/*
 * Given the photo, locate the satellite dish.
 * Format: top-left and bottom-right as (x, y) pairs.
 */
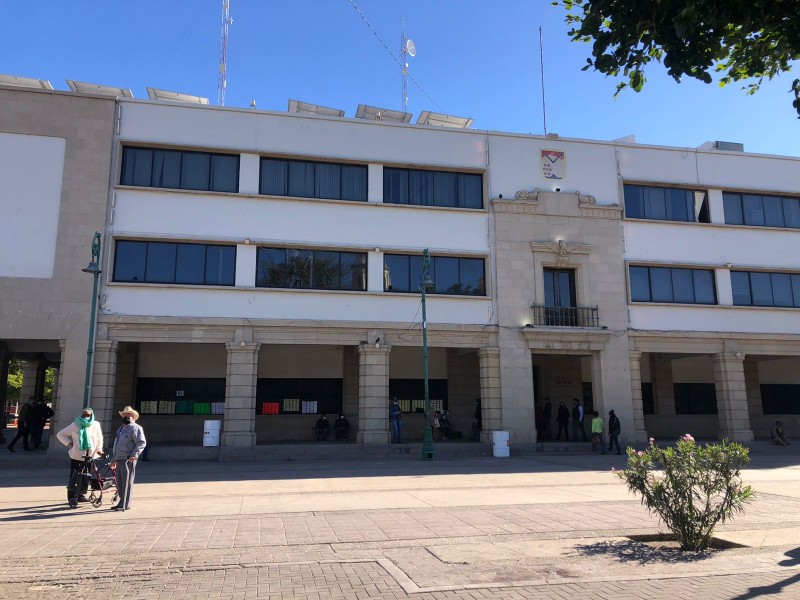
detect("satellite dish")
(406, 39), (416, 57)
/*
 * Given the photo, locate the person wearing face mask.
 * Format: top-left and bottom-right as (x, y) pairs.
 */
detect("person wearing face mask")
(56, 407), (104, 505)
(110, 406), (147, 512)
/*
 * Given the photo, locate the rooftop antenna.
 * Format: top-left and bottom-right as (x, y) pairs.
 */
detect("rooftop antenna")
(218, 0), (233, 106)
(400, 19), (416, 112)
(539, 26), (548, 135)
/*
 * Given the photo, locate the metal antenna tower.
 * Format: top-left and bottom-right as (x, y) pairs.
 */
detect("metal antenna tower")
(218, 0), (233, 106)
(400, 20), (416, 112)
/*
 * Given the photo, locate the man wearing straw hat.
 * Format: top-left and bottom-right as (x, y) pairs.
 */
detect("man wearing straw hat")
(110, 406), (147, 512)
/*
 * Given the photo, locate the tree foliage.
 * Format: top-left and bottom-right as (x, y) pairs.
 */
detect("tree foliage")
(557, 0), (800, 117)
(616, 435), (754, 551)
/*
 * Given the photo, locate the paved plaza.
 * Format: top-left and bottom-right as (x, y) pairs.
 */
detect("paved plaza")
(2, 447), (800, 599)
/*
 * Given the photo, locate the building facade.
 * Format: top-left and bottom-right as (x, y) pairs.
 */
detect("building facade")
(3, 83), (799, 456)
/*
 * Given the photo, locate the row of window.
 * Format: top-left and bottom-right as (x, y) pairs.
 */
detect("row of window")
(120, 147), (484, 208)
(624, 184), (800, 229)
(630, 266), (800, 308)
(641, 383), (800, 416)
(112, 241), (486, 296)
(110, 242), (800, 308)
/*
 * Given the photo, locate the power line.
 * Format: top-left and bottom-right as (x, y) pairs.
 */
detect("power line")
(346, 0), (446, 113)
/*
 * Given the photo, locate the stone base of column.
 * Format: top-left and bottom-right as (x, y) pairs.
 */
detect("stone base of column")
(719, 428), (754, 443)
(220, 431), (256, 461)
(358, 430), (390, 444)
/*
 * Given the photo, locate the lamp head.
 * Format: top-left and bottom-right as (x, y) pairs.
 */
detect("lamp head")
(82, 260), (102, 275)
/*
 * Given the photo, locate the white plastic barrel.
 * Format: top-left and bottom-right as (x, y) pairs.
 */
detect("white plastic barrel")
(203, 420), (222, 447)
(492, 431), (510, 457)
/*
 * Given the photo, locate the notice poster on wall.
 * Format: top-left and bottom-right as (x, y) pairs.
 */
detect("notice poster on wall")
(541, 149), (566, 180)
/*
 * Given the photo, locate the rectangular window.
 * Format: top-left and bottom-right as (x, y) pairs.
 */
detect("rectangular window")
(256, 378), (343, 415)
(384, 254), (485, 296)
(730, 270), (800, 308)
(120, 146), (239, 192)
(623, 184), (707, 223)
(674, 383), (718, 414)
(641, 383), (654, 415)
(384, 167), (484, 209)
(255, 248), (367, 291)
(723, 192), (800, 229)
(113, 240), (236, 286)
(761, 384), (800, 414)
(389, 379), (449, 413)
(258, 158), (367, 201)
(628, 266), (717, 304)
(136, 378), (226, 415)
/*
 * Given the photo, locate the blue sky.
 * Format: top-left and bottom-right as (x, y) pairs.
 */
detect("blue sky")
(4, 1), (798, 156)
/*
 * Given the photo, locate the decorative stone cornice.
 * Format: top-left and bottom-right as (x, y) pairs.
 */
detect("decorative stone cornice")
(516, 189), (542, 201)
(491, 197), (539, 215)
(522, 328), (611, 352)
(529, 240), (592, 267)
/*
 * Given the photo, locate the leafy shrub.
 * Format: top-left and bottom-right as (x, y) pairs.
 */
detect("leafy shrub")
(614, 434), (754, 551)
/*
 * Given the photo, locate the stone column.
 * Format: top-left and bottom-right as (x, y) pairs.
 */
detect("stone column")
(48, 341), (68, 449)
(0, 343), (8, 443)
(357, 343), (391, 444)
(652, 355), (675, 416)
(743, 359), (763, 425)
(221, 342), (260, 460)
(20, 360), (38, 404)
(629, 351), (649, 442)
(478, 347), (501, 442)
(91, 340), (119, 443)
(713, 352), (754, 442)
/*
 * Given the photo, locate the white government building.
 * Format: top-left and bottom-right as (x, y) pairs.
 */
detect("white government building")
(2, 77), (799, 458)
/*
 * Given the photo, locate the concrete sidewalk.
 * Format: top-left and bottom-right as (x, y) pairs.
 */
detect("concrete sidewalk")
(2, 453), (800, 598)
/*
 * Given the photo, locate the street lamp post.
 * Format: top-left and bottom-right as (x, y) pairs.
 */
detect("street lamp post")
(420, 249), (435, 460)
(81, 232), (102, 410)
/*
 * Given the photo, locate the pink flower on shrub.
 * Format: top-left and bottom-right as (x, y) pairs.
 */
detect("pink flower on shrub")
(682, 434), (695, 442)
(649, 437), (655, 445)
(637, 450), (644, 456)
(611, 467), (617, 474)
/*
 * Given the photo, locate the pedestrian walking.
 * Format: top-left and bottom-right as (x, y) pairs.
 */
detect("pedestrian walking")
(556, 401), (570, 441)
(31, 399), (54, 449)
(608, 409), (622, 455)
(56, 407), (104, 505)
(591, 411), (605, 454)
(110, 406), (147, 511)
(571, 398), (587, 442)
(7, 397), (34, 452)
(388, 397), (402, 444)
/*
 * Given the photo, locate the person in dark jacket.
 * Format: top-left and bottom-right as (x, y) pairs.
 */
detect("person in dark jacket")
(110, 406), (147, 511)
(315, 415), (330, 441)
(334, 414), (350, 440)
(608, 409), (622, 455)
(571, 399), (587, 442)
(31, 399), (55, 449)
(8, 397), (34, 452)
(556, 401), (570, 441)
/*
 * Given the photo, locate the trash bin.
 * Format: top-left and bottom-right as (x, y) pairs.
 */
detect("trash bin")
(492, 431), (510, 457)
(203, 420), (221, 447)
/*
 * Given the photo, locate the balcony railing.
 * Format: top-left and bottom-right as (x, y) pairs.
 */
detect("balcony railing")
(530, 305), (600, 328)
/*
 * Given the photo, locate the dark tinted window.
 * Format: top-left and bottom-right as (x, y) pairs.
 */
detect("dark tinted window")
(259, 158), (367, 201)
(114, 241), (147, 282)
(624, 184), (702, 222)
(384, 254), (485, 296)
(724, 192), (800, 229)
(113, 240), (235, 286)
(731, 271), (800, 308)
(384, 167), (483, 209)
(674, 383), (717, 414)
(762, 384), (800, 414)
(255, 248), (367, 291)
(120, 147), (238, 192)
(629, 266), (717, 305)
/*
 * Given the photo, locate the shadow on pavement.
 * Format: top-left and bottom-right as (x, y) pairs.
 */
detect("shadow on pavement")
(574, 538), (717, 565)
(728, 547), (800, 599)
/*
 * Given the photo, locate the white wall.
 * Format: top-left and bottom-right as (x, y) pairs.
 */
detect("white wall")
(0, 133), (65, 278)
(112, 190), (489, 254)
(624, 222), (800, 270)
(103, 285), (491, 324)
(630, 305), (800, 335)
